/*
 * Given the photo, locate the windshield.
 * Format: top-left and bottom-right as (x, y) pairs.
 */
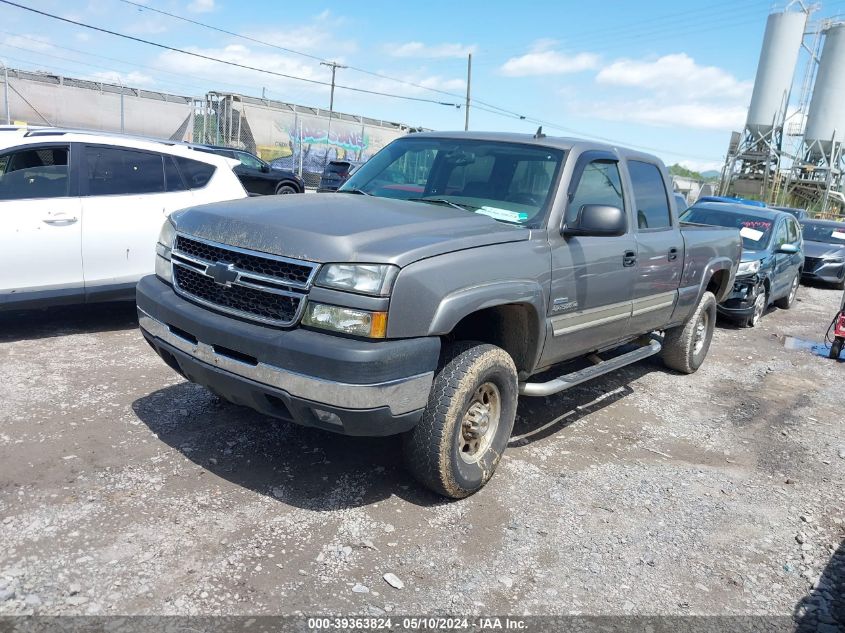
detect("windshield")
(801, 222), (845, 245)
(340, 137), (565, 226)
(681, 207), (774, 251)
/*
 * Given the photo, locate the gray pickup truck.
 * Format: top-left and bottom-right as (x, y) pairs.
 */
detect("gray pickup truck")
(136, 131), (741, 498)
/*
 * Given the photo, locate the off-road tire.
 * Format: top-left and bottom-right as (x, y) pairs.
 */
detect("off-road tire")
(775, 273), (799, 309)
(402, 342), (518, 499)
(275, 184), (297, 195)
(661, 291), (716, 374)
(831, 338), (843, 360)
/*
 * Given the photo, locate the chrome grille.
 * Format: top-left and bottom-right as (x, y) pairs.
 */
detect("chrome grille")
(171, 233), (318, 327)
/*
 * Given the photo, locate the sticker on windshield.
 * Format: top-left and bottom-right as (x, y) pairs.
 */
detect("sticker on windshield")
(831, 230), (845, 240)
(740, 226), (764, 241)
(475, 206), (529, 223)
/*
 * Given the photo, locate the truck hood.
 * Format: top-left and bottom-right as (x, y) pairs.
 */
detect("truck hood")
(803, 240), (845, 259)
(172, 193), (529, 267)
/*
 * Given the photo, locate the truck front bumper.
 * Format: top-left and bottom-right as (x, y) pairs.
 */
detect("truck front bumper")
(136, 275), (439, 436)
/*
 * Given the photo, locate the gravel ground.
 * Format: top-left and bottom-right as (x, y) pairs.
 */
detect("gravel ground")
(0, 284), (842, 623)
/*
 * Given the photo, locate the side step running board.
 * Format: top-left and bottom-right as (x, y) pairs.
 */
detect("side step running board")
(519, 337), (662, 397)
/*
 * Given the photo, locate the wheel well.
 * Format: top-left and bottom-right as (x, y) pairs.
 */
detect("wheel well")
(445, 304), (540, 378)
(276, 180), (299, 192)
(706, 269), (731, 300)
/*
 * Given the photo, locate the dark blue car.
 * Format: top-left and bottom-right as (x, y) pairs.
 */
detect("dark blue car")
(681, 202), (804, 327)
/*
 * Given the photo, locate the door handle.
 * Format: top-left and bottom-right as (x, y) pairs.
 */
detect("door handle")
(42, 214), (78, 225)
(668, 247), (679, 261)
(623, 250), (637, 267)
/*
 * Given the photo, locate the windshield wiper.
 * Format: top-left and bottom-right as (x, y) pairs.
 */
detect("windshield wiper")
(337, 188), (372, 196)
(409, 197), (476, 212)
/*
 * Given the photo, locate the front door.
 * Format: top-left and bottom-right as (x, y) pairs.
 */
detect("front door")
(0, 143), (83, 301)
(540, 153), (637, 367)
(625, 159), (682, 336)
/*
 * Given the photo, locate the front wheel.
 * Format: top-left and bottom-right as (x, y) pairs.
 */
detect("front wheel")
(275, 184), (297, 195)
(402, 342), (518, 499)
(775, 274), (799, 309)
(743, 286), (768, 328)
(661, 291), (716, 374)
(831, 338), (843, 360)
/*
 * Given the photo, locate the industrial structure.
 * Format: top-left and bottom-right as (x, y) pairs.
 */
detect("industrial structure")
(720, 2), (845, 217)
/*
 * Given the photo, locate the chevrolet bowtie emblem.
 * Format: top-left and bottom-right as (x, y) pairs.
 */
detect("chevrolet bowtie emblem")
(207, 261), (238, 287)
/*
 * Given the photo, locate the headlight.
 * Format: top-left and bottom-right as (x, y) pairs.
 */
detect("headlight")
(302, 303), (388, 338)
(736, 260), (760, 276)
(823, 256), (845, 264)
(155, 219), (176, 283)
(316, 264), (398, 296)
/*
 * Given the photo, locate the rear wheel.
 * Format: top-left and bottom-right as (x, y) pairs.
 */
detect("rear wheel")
(402, 342), (518, 499)
(661, 291), (716, 374)
(831, 338), (843, 360)
(275, 183), (297, 195)
(775, 274), (799, 309)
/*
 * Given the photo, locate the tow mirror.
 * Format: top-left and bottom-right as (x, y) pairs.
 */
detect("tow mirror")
(777, 243), (799, 254)
(563, 204), (627, 237)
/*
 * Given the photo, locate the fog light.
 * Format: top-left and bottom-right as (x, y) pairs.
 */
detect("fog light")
(312, 408), (342, 426)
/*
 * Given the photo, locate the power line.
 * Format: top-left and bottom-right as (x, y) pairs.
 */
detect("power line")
(0, 0), (462, 107)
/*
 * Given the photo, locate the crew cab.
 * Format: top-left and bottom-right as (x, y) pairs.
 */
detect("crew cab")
(0, 129), (246, 310)
(137, 132), (741, 498)
(681, 202), (803, 327)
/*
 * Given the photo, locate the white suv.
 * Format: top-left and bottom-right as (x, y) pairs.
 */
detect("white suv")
(0, 129), (246, 310)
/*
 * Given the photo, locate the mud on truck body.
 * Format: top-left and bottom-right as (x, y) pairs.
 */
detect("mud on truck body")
(137, 131), (742, 498)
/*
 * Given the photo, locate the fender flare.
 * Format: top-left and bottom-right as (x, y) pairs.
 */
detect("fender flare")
(698, 257), (736, 303)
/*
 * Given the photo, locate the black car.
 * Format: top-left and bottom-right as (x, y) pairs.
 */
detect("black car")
(772, 205), (809, 220)
(193, 145), (304, 196)
(681, 202), (804, 327)
(317, 159), (365, 192)
(800, 219), (845, 289)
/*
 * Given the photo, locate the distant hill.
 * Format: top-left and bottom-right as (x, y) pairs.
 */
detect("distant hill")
(701, 170), (720, 181)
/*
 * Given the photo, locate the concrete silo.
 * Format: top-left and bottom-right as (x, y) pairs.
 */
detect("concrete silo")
(720, 7), (808, 200)
(786, 21), (845, 216)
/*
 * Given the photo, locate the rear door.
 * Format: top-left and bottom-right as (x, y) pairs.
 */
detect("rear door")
(625, 160), (683, 336)
(0, 142), (83, 299)
(80, 145), (194, 295)
(541, 152), (637, 365)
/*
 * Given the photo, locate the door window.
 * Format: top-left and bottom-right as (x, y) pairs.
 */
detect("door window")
(85, 146), (165, 196)
(787, 218), (799, 243)
(774, 222), (789, 249)
(0, 146), (70, 200)
(628, 160), (671, 230)
(236, 152), (264, 170)
(566, 160), (625, 225)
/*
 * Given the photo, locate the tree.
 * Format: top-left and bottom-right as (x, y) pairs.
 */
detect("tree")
(668, 163), (703, 180)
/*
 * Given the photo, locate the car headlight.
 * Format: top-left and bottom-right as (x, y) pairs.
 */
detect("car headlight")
(155, 219), (176, 283)
(302, 302), (388, 338)
(823, 256), (845, 264)
(315, 263), (398, 296)
(736, 260), (761, 276)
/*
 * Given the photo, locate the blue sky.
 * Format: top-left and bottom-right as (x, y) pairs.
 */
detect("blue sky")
(2, 0), (845, 171)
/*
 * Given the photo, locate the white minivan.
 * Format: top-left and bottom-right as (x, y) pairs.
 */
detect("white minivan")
(0, 129), (246, 310)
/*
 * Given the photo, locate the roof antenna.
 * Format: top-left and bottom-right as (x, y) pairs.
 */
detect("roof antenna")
(534, 126), (545, 139)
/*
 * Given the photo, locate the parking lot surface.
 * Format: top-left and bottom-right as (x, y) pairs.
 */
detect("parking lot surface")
(0, 285), (843, 620)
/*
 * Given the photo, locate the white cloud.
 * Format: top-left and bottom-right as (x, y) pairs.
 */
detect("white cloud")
(388, 42), (476, 59)
(248, 12), (357, 56)
(87, 71), (155, 87)
(1, 33), (52, 52)
(596, 53), (752, 100)
(187, 0), (215, 13)
(575, 99), (747, 131)
(499, 41), (599, 77)
(679, 159), (723, 173)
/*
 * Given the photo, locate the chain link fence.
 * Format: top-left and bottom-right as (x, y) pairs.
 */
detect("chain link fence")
(2, 68), (413, 188)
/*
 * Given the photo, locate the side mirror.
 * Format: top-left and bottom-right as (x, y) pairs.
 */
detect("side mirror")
(261, 164), (270, 173)
(777, 243), (799, 254)
(563, 204), (627, 237)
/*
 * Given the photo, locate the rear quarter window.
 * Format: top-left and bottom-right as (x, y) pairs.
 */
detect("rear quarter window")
(175, 157), (216, 189)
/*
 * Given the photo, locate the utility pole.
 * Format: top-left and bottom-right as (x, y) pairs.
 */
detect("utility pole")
(1, 60), (10, 125)
(320, 61), (347, 167)
(464, 53), (472, 131)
